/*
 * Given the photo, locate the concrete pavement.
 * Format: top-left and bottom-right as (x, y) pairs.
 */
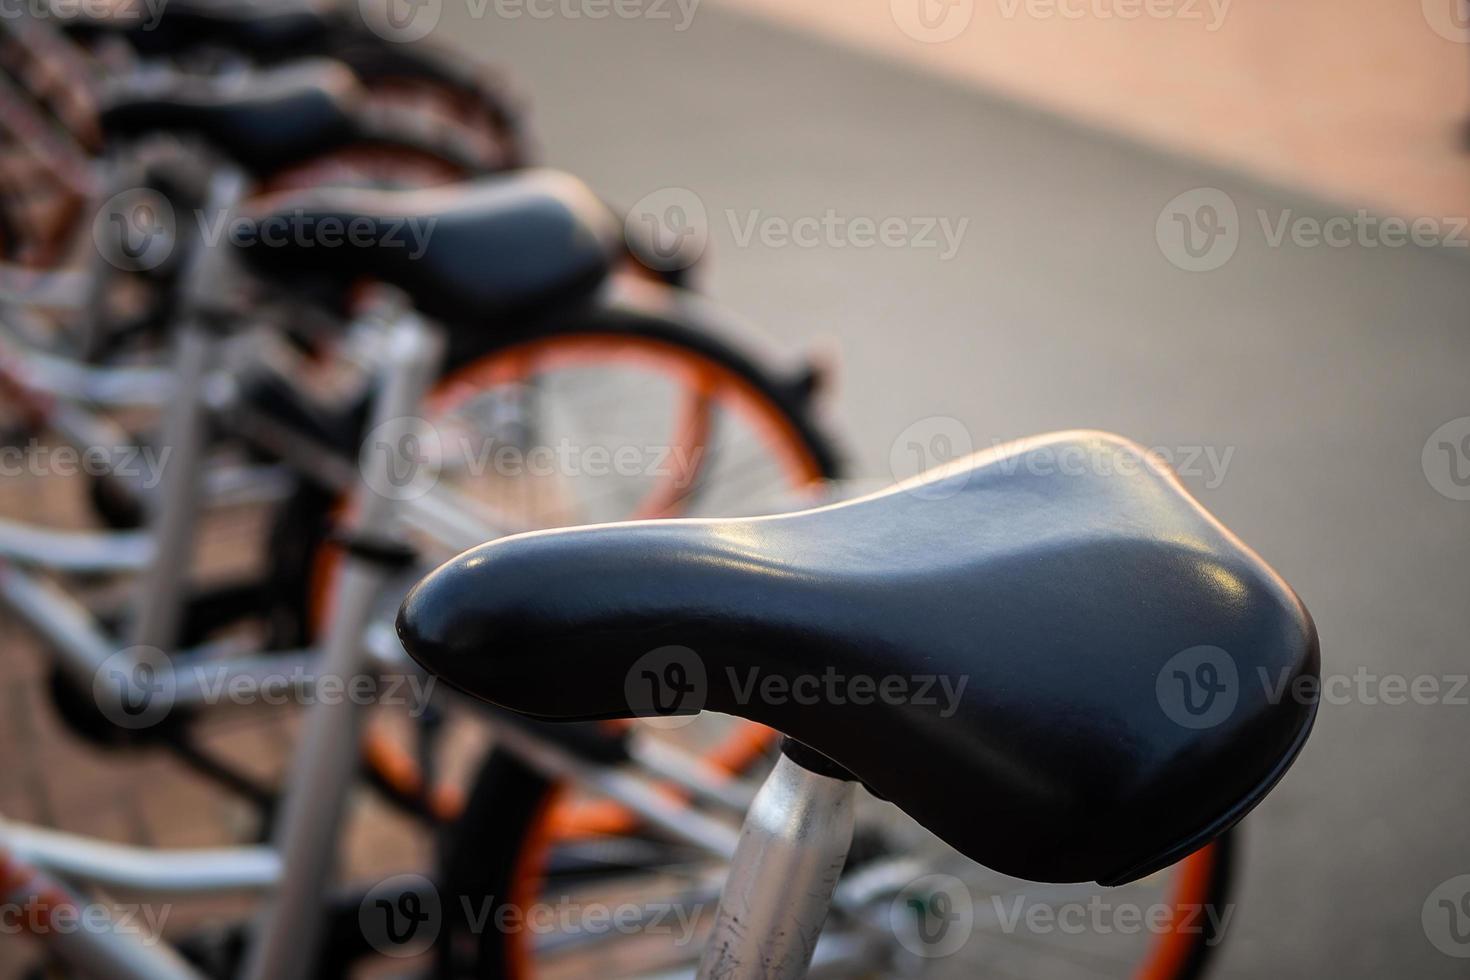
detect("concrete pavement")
(444, 6), (1470, 976)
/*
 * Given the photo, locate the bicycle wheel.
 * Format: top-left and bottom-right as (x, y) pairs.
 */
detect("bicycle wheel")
(268, 298), (841, 824)
(446, 750), (1236, 980)
(409, 310), (1235, 977)
(324, 32), (528, 173)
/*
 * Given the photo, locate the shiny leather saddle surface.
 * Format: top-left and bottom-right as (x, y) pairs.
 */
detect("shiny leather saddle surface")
(397, 431), (1319, 885)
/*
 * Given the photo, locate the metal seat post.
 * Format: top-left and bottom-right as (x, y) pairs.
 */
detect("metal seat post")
(125, 167), (246, 655)
(697, 747), (858, 980)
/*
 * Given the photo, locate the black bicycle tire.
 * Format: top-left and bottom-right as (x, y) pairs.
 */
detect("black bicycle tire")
(323, 31), (529, 169)
(435, 748), (557, 979)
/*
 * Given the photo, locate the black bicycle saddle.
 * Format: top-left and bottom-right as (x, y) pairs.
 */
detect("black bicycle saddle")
(397, 431), (1319, 885)
(231, 170), (621, 330)
(98, 59), (361, 176)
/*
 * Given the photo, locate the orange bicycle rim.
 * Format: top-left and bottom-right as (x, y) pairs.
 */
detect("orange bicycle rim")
(319, 331), (825, 830)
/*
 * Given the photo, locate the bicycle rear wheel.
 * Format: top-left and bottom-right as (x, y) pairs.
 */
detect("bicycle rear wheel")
(323, 33), (528, 172)
(414, 304), (1235, 976)
(279, 298), (841, 826)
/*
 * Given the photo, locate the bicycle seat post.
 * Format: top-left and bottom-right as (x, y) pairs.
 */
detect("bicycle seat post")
(696, 741), (858, 980)
(125, 166), (247, 656)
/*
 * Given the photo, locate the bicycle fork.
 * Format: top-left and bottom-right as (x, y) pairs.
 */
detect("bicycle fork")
(697, 748), (858, 980)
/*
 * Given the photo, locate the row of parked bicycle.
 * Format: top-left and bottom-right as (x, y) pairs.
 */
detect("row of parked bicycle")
(0, 3), (1318, 978)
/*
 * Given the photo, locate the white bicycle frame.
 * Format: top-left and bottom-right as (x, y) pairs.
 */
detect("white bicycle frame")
(0, 298), (452, 980)
(0, 164), (816, 980)
(0, 69), (887, 970)
(0, 290), (770, 980)
(0, 365), (877, 980)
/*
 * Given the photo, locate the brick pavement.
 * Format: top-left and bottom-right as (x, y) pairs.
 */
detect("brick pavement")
(0, 453), (450, 976)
